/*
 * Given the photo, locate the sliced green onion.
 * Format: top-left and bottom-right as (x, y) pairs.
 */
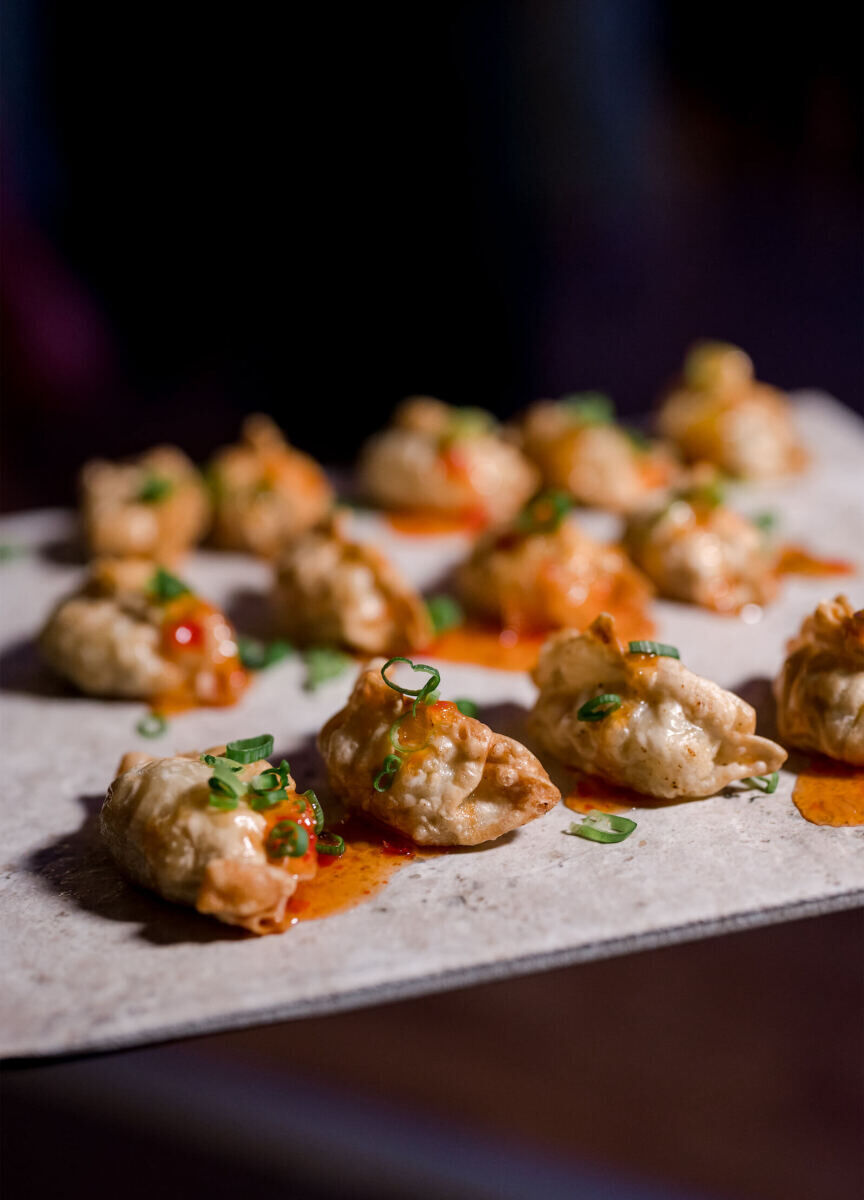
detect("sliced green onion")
(628, 641), (680, 659)
(454, 698), (478, 718)
(316, 831), (346, 856)
(373, 768), (396, 791)
(681, 480), (725, 509)
(276, 760), (292, 786)
(559, 391), (614, 425)
(388, 714), (429, 756)
(564, 810), (637, 844)
(137, 473), (174, 503)
(381, 658), (441, 703)
(624, 427), (651, 451)
(752, 511), (777, 533)
(248, 790), (287, 812)
(148, 567), (191, 602)
(302, 646), (352, 691)
(425, 594), (464, 636)
(237, 636), (294, 670)
(208, 793), (239, 811)
(250, 769), (282, 793)
(577, 693), (623, 722)
(267, 819), (309, 859)
(136, 713), (167, 738)
(208, 760), (248, 799)
(443, 407), (496, 442)
(381, 754), (402, 773)
(516, 490), (573, 535)
(742, 772), (780, 794)
(226, 734), (274, 764)
(304, 789), (324, 834)
(200, 754), (243, 771)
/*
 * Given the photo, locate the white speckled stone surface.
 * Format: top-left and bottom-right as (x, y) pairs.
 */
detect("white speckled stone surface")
(2, 393), (862, 1060)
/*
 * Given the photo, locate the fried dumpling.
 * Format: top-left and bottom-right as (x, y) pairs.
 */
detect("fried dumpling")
(457, 492), (653, 637)
(623, 484), (777, 613)
(774, 596), (864, 765)
(319, 659), (560, 844)
(39, 558), (247, 707)
(101, 745), (319, 934)
(208, 414), (333, 556)
(357, 396), (539, 526)
(80, 445), (210, 561)
(517, 394), (679, 512)
(274, 516), (432, 655)
(530, 614), (786, 798)
(657, 342), (806, 479)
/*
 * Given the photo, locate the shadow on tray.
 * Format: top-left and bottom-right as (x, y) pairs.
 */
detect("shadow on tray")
(0, 638), (73, 698)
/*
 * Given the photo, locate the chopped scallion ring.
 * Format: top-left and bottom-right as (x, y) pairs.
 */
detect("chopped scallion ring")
(628, 641), (680, 659)
(752, 511), (777, 533)
(248, 790), (286, 812)
(250, 770), (281, 793)
(137, 473), (174, 503)
(316, 831), (346, 856)
(389, 715), (429, 756)
(148, 567), (190, 602)
(303, 789), (324, 834)
(564, 810), (637, 844)
(373, 768), (396, 792)
(208, 760), (248, 799)
(576, 694), (623, 722)
(425, 594), (464, 636)
(237, 636), (294, 670)
(742, 772), (779, 794)
(208, 793), (240, 811)
(454, 698), (478, 718)
(381, 658), (441, 703)
(225, 734), (274, 764)
(516, 490), (573, 535)
(302, 646), (352, 691)
(136, 713), (168, 738)
(267, 820), (309, 859)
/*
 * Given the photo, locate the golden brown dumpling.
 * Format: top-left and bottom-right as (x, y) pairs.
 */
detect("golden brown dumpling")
(39, 558), (248, 708)
(357, 397), (539, 525)
(530, 614), (786, 798)
(273, 516), (432, 655)
(457, 494), (653, 638)
(518, 395), (679, 512)
(101, 745), (319, 934)
(319, 659), (560, 844)
(774, 596), (864, 765)
(80, 445), (210, 561)
(623, 486), (777, 613)
(208, 415), (333, 556)
(657, 342), (806, 479)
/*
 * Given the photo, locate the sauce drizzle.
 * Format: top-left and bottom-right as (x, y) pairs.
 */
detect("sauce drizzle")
(792, 758), (864, 826)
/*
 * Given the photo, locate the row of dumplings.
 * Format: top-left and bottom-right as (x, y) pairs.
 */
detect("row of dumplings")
(102, 597), (863, 934)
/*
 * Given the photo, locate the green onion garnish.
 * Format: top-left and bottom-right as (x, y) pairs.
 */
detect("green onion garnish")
(137, 473), (174, 503)
(577, 693), (623, 722)
(444, 407), (496, 441)
(628, 641), (680, 659)
(148, 567), (191, 602)
(681, 480), (725, 509)
(250, 769), (282, 793)
(515, 490), (573, 535)
(381, 658), (441, 708)
(267, 819), (309, 859)
(136, 713), (167, 738)
(752, 512), (777, 533)
(208, 793), (240, 811)
(208, 759), (248, 799)
(389, 715), (429, 755)
(316, 831), (346, 856)
(454, 698), (478, 718)
(564, 810), (637, 844)
(302, 646), (352, 691)
(624, 427), (651, 451)
(374, 767), (397, 791)
(425, 594), (464, 636)
(225, 734), (274, 764)
(374, 658), (443, 791)
(248, 790), (287, 812)
(237, 636), (294, 671)
(742, 772), (780, 794)
(559, 391), (614, 426)
(304, 789), (324, 834)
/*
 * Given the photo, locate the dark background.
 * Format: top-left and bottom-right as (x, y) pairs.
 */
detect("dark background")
(2, 1), (862, 510)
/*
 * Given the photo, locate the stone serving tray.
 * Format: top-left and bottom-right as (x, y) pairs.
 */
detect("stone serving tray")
(2, 393), (862, 1061)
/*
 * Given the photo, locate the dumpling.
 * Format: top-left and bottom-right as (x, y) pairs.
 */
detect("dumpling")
(274, 516), (432, 655)
(623, 484), (777, 612)
(80, 445), (210, 560)
(39, 558), (247, 708)
(657, 342), (806, 479)
(774, 596), (864, 764)
(208, 414), (333, 556)
(517, 394), (679, 512)
(101, 743), (319, 934)
(319, 658), (560, 844)
(457, 493), (653, 636)
(357, 396), (539, 525)
(530, 613), (786, 798)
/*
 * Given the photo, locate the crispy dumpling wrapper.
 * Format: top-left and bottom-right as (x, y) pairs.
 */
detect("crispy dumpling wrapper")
(101, 748), (316, 934)
(530, 614), (786, 798)
(357, 397), (539, 525)
(80, 445), (210, 561)
(773, 595), (864, 765)
(319, 661), (560, 844)
(208, 414), (333, 556)
(274, 516), (432, 655)
(657, 342), (806, 479)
